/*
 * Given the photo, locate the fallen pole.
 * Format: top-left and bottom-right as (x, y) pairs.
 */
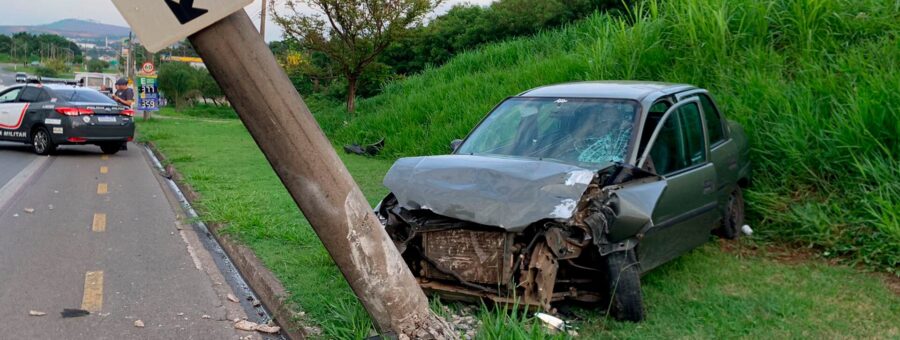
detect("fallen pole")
(188, 11), (454, 339)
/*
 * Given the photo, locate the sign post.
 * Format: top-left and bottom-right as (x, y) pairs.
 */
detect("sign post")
(137, 62), (159, 120)
(112, 1), (455, 338)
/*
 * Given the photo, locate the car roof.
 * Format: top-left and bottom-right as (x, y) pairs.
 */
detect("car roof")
(517, 81), (696, 101)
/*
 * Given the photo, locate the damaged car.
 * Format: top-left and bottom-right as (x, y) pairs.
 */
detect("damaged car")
(376, 81), (751, 321)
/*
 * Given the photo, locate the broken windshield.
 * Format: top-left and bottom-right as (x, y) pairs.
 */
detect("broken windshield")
(457, 97), (639, 168)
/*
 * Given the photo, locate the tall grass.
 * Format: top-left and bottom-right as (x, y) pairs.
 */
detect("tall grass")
(315, 0), (900, 271)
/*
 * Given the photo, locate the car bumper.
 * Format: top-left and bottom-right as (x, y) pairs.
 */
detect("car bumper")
(49, 117), (135, 144)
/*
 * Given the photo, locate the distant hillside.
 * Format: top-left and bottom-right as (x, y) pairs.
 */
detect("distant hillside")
(0, 19), (129, 39)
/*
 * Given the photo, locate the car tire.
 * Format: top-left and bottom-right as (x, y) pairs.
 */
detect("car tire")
(716, 187), (745, 240)
(100, 143), (123, 155)
(605, 248), (644, 322)
(32, 127), (56, 155)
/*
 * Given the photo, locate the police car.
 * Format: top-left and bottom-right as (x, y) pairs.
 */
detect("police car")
(0, 82), (135, 155)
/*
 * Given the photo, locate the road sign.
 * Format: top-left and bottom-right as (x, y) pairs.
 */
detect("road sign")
(136, 75), (160, 112)
(141, 62), (155, 74)
(112, 0), (253, 53)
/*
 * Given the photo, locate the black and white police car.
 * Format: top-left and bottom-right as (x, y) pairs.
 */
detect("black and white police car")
(0, 82), (135, 155)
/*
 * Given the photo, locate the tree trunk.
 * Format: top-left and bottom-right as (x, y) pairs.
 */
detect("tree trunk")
(347, 75), (358, 113)
(189, 12), (455, 339)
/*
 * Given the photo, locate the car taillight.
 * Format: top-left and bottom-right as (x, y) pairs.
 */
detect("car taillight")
(56, 107), (94, 116)
(121, 109), (135, 117)
(67, 137), (87, 143)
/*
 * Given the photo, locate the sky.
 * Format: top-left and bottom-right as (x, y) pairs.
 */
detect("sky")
(0, 0), (496, 42)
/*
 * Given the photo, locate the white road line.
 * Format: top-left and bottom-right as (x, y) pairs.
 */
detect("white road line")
(0, 156), (51, 211)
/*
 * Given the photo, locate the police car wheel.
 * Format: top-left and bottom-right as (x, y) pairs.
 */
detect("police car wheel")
(32, 128), (56, 155)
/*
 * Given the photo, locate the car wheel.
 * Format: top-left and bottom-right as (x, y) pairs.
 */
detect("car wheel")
(605, 248), (644, 322)
(32, 127), (56, 155)
(100, 143), (123, 155)
(716, 187), (745, 240)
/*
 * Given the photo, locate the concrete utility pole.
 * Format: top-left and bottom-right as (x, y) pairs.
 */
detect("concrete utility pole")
(188, 11), (455, 339)
(259, 0), (268, 38)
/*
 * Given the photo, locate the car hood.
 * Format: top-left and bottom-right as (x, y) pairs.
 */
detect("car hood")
(383, 155), (603, 232)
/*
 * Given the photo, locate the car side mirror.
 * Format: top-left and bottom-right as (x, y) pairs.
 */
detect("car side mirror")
(449, 139), (463, 153)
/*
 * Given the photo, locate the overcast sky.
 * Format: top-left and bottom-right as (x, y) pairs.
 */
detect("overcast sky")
(0, 0), (495, 42)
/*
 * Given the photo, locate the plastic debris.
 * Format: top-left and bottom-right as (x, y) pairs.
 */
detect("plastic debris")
(741, 224), (753, 236)
(61, 309), (90, 318)
(343, 138), (385, 156)
(29, 310), (47, 316)
(226, 293), (240, 303)
(535, 312), (565, 332)
(134, 320), (145, 328)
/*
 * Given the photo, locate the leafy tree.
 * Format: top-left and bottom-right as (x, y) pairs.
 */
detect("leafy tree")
(87, 59), (110, 73)
(272, 0), (443, 113)
(158, 62), (199, 110)
(195, 69), (223, 105)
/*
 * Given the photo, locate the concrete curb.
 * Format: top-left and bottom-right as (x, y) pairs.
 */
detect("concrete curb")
(145, 142), (307, 340)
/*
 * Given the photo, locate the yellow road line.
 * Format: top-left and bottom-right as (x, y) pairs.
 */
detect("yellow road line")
(100, 166), (108, 174)
(92, 213), (106, 232)
(81, 271), (104, 312)
(101, 155), (109, 161)
(97, 183), (108, 195)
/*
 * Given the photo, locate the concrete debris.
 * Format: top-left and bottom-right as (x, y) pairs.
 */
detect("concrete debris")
(134, 320), (145, 328)
(176, 312), (184, 316)
(226, 293), (240, 303)
(29, 310), (47, 316)
(535, 313), (565, 332)
(256, 324), (281, 334)
(48, 204), (54, 210)
(233, 319), (281, 334)
(303, 326), (322, 336)
(23, 208), (34, 214)
(202, 314), (211, 319)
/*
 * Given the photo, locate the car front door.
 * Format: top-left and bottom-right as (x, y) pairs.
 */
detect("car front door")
(0, 87), (28, 141)
(635, 98), (719, 272)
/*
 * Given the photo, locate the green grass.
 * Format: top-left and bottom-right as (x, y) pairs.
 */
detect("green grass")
(312, 0), (900, 272)
(138, 115), (900, 338)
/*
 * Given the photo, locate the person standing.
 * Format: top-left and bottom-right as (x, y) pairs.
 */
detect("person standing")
(112, 78), (135, 107)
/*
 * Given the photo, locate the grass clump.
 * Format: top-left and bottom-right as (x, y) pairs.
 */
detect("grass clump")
(316, 0), (900, 271)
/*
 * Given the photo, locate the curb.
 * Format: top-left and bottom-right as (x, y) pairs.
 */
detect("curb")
(145, 142), (307, 340)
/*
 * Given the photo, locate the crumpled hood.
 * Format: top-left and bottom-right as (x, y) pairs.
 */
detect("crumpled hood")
(383, 155), (601, 232)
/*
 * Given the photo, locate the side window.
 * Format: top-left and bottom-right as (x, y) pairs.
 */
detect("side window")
(648, 102), (707, 175)
(697, 94), (725, 144)
(19, 87), (45, 103)
(0, 88), (21, 103)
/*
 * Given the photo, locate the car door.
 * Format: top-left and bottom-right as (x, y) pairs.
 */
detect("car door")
(677, 91), (738, 208)
(10, 86), (49, 142)
(0, 87), (28, 141)
(635, 98), (719, 272)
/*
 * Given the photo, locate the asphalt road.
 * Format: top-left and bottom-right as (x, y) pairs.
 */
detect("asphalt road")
(0, 63), (20, 89)
(0, 142), (259, 339)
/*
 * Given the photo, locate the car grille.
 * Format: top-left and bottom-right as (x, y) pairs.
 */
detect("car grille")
(421, 229), (514, 285)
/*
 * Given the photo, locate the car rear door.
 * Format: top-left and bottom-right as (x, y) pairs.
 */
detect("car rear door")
(635, 98), (719, 272)
(676, 90), (739, 206)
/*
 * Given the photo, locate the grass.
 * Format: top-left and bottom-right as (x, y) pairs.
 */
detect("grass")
(311, 0), (900, 272)
(138, 114), (900, 338)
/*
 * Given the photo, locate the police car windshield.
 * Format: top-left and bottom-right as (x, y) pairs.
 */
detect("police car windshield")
(53, 89), (116, 105)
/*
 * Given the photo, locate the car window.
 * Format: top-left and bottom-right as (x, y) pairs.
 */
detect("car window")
(51, 89), (117, 104)
(697, 94), (725, 145)
(19, 86), (45, 103)
(0, 88), (21, 103)
(457, 97), (639, 168)
(648, 102), (706, 175)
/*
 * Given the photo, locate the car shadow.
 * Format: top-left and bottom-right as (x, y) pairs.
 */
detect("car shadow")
(0, 142), (112, 158)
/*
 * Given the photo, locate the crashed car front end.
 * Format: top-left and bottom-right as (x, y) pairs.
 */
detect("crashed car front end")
(377, 155), (666, 310)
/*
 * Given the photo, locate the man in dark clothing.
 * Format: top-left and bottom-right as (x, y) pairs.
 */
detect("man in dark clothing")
(112, 78), (135, 107)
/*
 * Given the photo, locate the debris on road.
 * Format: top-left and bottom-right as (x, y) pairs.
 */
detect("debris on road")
(134, 320), (145, 328)
(23, 208), (35, 214)
(202, 314), (211, 319)
(233, 319), (281, 334)
(61, 309), (90, 318)
(343, 138), (385, 156)
(742, 224), (754, 236)
(48, 204), (54, 210)
(535, 312), (565, 332)
(28, 310), (47, 316)
(226, 293), (240, 303)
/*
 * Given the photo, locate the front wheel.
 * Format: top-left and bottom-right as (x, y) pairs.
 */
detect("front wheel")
(32, 127), (56, 155)
(100, 143), (123, 155)
(605, 248), (644, 322)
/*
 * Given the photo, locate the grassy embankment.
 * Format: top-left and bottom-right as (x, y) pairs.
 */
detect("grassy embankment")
(140, 0), (900, 337)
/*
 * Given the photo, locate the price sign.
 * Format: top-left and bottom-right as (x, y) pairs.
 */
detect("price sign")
(137, 75), (160, 111)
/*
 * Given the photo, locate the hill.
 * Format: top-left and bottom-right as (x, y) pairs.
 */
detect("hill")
(0, 19), (129, 39)
(315, 0), (900, 271)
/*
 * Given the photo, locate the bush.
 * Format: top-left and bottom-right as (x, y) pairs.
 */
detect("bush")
(316, 0), (900, 271)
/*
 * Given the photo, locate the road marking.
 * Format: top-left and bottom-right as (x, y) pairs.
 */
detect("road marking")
(92, 213), (107, 232)
(0, 156), (51, 209)
(100, 166), (109, 174)
(101, 155), (109, 161)
(97, 183), (108, 195)
(81, 271), (104, 312)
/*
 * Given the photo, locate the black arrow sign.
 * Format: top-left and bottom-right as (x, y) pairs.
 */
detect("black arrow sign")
(164, 0), (209, 25)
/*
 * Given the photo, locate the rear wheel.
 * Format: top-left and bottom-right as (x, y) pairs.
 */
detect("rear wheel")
(100, 143), (123, 155)
(32, 127), (56, 155)
(605, 248), (644, 322)
(716, 187), (745, 240)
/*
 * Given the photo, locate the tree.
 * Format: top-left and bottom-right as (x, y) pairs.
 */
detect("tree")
(272, 0), (443, 113)
(158, 62), (199, 110)
(87, 59), (110, 73)
(195, 69), (223, 105)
